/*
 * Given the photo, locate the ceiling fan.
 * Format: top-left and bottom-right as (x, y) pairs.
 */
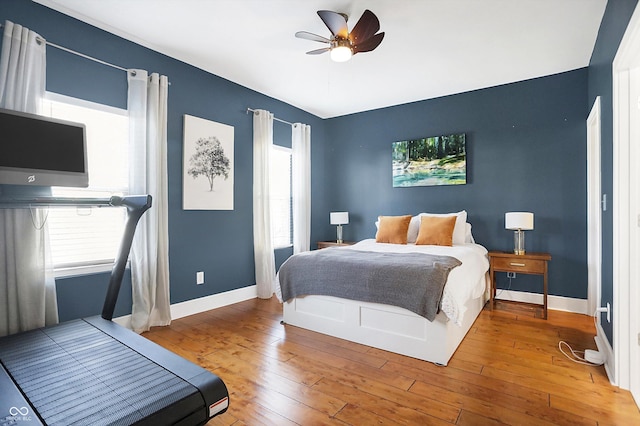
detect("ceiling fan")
(295, 9), (385, 62)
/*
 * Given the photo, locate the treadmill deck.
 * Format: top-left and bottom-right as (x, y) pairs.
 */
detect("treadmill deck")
(0, 319), (207, 425)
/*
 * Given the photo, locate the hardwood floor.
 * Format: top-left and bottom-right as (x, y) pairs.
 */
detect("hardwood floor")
(143, 298), (640, 425)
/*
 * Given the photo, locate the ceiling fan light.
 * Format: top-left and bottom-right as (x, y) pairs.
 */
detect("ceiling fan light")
(331, 45), (352, 62)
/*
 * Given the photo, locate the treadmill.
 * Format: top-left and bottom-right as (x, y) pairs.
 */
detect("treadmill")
(0, 195), (229, 425)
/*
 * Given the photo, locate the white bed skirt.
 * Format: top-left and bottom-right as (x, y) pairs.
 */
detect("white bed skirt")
(283, 292), (486, 365)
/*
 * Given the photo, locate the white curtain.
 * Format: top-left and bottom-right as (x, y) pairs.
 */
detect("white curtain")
(292, 123), (311, 254)
(253, 109), (276, 299)
(127, 69), (171, 333)
(0, 21), (58, 337)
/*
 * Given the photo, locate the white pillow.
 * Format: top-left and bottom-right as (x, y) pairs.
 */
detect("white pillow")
(407, 211), (467, 245)
(465, 222), (475, 243)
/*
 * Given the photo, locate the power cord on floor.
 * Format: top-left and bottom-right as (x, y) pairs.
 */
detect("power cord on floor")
(557, 310), (605, 366)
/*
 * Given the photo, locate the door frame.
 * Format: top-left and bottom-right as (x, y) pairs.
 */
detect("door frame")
(612, 2), (640, 406)
(586, 96), (602, 317)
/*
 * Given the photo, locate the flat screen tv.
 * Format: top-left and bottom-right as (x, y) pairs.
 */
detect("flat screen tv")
(0, 107), (88, 187)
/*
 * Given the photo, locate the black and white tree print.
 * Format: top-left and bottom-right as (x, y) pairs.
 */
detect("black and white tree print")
(187, 136), (230, 191)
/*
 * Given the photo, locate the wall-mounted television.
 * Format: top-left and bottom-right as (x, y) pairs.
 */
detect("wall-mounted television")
(0, 107), (88, 187)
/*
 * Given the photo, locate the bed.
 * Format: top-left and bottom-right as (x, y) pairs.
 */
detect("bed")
(276, 211), (490, 365)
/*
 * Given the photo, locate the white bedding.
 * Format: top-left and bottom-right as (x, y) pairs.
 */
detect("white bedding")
(276, 239), (489, 325)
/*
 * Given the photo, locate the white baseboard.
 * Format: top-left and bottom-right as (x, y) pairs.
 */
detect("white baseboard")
(170, 285), (258, 319)
(113, 285), (258, 328)
(595, 321), (616, 385)
(496, 290), (588, 314)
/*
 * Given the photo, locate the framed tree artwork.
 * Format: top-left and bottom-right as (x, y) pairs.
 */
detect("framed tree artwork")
(183, 114), (234, 210)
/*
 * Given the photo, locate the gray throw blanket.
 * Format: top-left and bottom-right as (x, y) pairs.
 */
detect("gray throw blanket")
(278, 248), (461, 321)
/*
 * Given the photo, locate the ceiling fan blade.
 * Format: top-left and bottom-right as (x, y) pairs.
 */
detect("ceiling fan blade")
(353, 32), (385, 54)
(295, 31), (331, 44)
(317, 10), (349, 39)
(306, 47), (330, 55)
(349, 9), (380, 44)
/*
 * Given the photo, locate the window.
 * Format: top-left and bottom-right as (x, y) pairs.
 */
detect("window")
(42, 93), (129, 276)
(270, 145), (292, 248)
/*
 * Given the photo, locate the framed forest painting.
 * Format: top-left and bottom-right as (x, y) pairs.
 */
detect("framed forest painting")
(183, 114), (234, 210)
(392, 133), (466, 187)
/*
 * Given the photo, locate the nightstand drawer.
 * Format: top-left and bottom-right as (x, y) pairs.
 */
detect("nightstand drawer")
(491, 257), (546, 274)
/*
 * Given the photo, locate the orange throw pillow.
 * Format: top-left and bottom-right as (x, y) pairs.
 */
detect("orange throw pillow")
(375, 215), (412, 244)
(416, 215), (456, 246)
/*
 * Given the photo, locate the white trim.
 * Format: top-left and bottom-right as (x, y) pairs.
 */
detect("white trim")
(113, 285), (258, 328)
(586, 96), (602, 315)
(596, 321), (616, 385)
(54, 262), (115, 278)
(495, 290), (588, 315)
(613, 63), (632, 391)
(45, 91), (127, 116)
(628, 65), (640, 408)
(612, 2), (640, 401)
(171, 285), (258, 319)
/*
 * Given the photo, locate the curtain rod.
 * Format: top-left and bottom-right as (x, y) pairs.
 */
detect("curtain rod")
(1, 23), (170, 84)
(0, 22), (127, 72)
(48, 40), (129, 72)
(246, 107), (293, 127)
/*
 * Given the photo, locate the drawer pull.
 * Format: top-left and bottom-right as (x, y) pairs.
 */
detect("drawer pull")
(510, 262), (526, 267)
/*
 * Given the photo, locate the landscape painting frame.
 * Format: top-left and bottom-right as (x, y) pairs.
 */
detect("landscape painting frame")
(392, 133), (466, 187)
(183, 114), (234, 210)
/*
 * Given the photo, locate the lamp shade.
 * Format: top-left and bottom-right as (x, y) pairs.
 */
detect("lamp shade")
(505, 212), (534, 230)
(330, 211), (349, 225)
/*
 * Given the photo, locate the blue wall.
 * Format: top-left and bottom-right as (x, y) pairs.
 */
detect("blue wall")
(588, 0), (638, 344)
(0, 0), (326, 320)
(323, 70), (589, 299)
(2, 0), (636, 326)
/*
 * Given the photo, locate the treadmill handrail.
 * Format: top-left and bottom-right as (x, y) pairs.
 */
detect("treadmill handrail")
(0, 194), (152, 321)
(102, 195), (152, 320)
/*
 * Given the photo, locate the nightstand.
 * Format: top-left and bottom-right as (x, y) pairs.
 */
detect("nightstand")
(488, 251), (552, 319)
(316, 241), (354, 249)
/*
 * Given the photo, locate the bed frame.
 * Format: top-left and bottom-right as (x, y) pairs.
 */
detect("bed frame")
(283, 290), (486, 365)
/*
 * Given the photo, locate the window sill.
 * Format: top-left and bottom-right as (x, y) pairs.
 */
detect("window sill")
(54, 261), (128, 279)
(274, 244), (293, 250)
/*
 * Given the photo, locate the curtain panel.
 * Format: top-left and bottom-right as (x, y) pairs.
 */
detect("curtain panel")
(292, 123), (311, 254)
(252, 109), (276, 299)
(127, 69), (171, 333)
(0, 20), (58, 337)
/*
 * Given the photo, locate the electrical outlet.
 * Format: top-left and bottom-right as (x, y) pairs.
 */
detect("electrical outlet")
(196, 271), (204, 285)
(507, 272), (516, 279)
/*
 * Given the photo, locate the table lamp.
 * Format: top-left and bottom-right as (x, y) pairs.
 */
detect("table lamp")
(330, 212), (349, 243)
(505, 212), (534, 255)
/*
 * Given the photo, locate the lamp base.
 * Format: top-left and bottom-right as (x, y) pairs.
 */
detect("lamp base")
(336, 224), (343, 244)
(513, 229), (525, 255)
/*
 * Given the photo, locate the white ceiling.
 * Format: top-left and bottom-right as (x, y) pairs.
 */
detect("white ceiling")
(35, 0), (607, 119)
